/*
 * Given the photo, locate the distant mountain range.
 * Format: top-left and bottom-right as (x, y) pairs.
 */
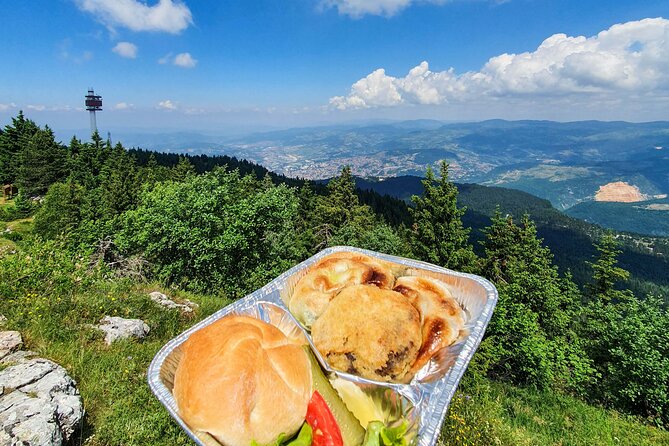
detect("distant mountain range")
(105, 119), (669, 236)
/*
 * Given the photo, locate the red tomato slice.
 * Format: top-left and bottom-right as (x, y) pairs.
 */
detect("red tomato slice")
(305, 391), (344, 446)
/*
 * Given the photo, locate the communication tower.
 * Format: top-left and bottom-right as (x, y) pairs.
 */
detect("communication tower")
(85, 88), (102, 134)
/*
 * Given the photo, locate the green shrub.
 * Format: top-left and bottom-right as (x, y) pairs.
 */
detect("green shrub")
(116, 168), (305, 296)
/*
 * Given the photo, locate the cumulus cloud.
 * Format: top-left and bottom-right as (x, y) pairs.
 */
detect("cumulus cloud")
(330, 18), (669, 109)
(158, 52), (197, 68)
(0, 103), (17, 112)
(112, 41), (138, 58)
(321, 0), (447, 18)
(75, 0), (193, 34)
(113, 102), (134, 110)
(157, 100), (177, 110)
(173, 52), (197, 68)
(26, 105), (46, 112)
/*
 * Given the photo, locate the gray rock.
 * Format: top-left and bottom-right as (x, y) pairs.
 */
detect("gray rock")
(0, 356), (83, 446)
(149, 291), (196, 313)
(0, 332), (22, 361)
(97, 316), (150, 345)
(0, 351), (38, 367)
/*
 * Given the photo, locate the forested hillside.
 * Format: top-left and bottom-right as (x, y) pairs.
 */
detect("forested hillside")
(1, 112), (668, 445)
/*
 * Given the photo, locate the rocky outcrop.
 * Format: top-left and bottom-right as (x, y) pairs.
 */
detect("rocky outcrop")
(97, 316), (150, 345)
(149, 291), (197, 313)
(0, 331), (83, 446)
(0, 332), (21, 360)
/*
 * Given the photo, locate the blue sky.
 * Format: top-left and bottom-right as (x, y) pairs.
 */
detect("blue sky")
(1, 0), (668, 134)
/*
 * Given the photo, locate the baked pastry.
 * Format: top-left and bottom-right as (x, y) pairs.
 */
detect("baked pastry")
(173, 316), (312, 446)
(393, 276), (465, 374)
(289, 253), (395, 327)
(312, 284), (422, 382)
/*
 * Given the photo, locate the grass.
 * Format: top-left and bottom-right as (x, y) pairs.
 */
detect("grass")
(1, 239), (668, 446)
(439, 377), (669, 446)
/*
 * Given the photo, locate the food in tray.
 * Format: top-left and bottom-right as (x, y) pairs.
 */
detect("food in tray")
(312, 285), (422, 382)
(290, 252), (466, 383)
(173, 316), (312, 446)
(393, 277), (465, 375)
(173, 314), (414, 446)
(289, 252), (396, 327)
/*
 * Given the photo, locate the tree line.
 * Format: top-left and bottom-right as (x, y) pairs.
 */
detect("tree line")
(1, 112), (667, 427)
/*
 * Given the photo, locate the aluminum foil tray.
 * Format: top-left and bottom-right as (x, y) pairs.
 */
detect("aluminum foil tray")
(148, 246), (498, 446)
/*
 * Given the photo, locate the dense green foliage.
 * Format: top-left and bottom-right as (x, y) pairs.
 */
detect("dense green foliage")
(476, 212), (594, 393)
(566, 198), (669, 237)
(410, 162), (476, 272)
(1, 111), (668, 442)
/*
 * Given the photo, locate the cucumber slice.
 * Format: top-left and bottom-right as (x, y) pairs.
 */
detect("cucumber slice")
(304, 346), (366, 446)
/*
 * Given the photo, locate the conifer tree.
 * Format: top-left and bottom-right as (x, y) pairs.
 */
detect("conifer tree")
(16, 126), (69, 196)
(586, 232), (631, 303)
(98, 143), (140, 220)
(410, 161), (476, 271)
(477, 210), (593, 390)
(171, 156), (196, 181)
(0, 111), (39, 185)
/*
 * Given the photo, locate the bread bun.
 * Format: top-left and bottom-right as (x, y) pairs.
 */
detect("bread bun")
(393, 276), (465, 374)
(173, 316), (312, 446)
(290, 253), (395, 327)
(312, 284), (422, 382)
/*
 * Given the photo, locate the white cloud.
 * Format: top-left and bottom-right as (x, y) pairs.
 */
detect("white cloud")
(321, 0), (447, 17)
(157, 100), (177, 110)
(113, 102), (135, 110)
(75, 0), (193, 34)
(26, 105), (46, 112)
(158, 51), (197, 68)
(0, 103), (17, 112)
(112, 41), (138, 58)
(173, 52), (197, 68)
(158, 52), (172, 64)
(331, 18), (669, 109)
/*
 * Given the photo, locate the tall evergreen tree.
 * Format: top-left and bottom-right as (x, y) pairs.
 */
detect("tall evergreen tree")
(410, 161), (476, 271)
(98, 143), (140, 220)
(171, 156), (196, 181)
(16, 126), (69, 196)
(0, 111), (39, 185)
(586, 232), (632, 303)
(477, 211), (593, 391)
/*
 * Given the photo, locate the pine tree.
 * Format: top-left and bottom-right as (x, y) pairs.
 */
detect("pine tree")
(98, 143), (140, 220)
(171, 156), (196, 181)
(586, 232), (631, 303)
(477, 210), (593, 390)
(16, 126), (69, 196)
(410, 161), (476, 271)
(0, 111), (39, 185)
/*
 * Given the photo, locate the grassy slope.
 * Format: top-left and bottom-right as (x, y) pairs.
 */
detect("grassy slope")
(1, 217), (667, 445)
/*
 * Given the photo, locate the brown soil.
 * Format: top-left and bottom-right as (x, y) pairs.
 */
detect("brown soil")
(594, 182), (647, 203)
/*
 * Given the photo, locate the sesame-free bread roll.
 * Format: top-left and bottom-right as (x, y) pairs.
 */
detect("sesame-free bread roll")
(173, 316), (312, 446)
(393, 276), (465, 374)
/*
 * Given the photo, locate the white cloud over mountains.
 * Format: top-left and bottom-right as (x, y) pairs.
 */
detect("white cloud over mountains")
(321, 0), (446, 18)
(75, 0), (193, 34)
(330, 18), (669, 110)
(112, 41), (138, 58)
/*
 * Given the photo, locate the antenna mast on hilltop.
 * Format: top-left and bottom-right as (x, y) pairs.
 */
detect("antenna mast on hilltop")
(85, 88), (102, 135)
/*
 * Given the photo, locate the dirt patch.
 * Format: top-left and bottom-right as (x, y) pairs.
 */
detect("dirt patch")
(595, 182), (647, 203)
